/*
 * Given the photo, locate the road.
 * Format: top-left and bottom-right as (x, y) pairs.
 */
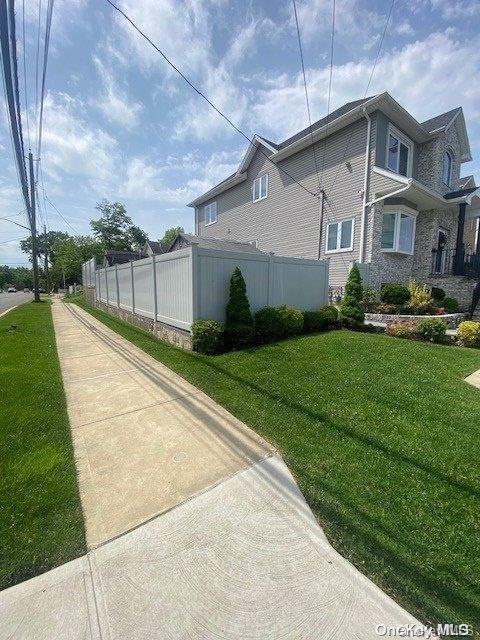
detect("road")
(0, 291), (33, 314)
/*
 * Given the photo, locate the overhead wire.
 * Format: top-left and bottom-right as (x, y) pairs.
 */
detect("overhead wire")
(21, 0), (30, 149)
(36, 0), (54, 176)
(104, 0), (318, 201)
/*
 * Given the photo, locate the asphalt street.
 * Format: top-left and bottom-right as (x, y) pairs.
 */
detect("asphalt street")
(0, 292), (33, 314)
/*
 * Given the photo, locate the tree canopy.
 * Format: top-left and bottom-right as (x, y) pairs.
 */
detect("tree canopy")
(158, 226), (184, 249)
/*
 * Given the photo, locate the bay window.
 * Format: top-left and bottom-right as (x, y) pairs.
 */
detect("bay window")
(326, 217), (354, 253)
(386, 125), (413, 177)
(380, 207), (416, 254)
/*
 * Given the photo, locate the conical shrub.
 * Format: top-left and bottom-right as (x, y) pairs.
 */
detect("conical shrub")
(224, 267), (254, 348)
(340, 263), (365, 328)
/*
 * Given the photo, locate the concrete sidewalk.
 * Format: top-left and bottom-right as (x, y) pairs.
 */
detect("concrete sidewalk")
(0, 300), (424, 639)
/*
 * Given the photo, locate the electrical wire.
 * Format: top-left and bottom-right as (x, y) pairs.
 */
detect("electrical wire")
(22, 0), (30, 150)
(42, 191), (77, 233)
(318, 0), (335, 192)
(104, 0), (318, 201)
(36, 0), (54, 174)
(34, 0), (42, 153)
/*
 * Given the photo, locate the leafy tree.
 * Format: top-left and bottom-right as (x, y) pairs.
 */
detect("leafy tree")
(224, 267), (254, 348)
(50, 237), (83, 287)
(20, 230), (69, 263)
(127, 225), (148, 252)
(91, 200), (133, 250)
(340, 263), (364, 328)
(0, 265), (33, 290)
(158, 226), (184, 249)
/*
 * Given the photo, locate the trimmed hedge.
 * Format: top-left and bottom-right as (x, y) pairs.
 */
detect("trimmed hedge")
(255, 305), (303, 343)
(430, 287), (446, 302)
(415, 318), (446, 343)
(443, 296), (460, 313)
(457, 321), (480, 348)
(380, 283), (411, 305)
(191, 320), (223, 354)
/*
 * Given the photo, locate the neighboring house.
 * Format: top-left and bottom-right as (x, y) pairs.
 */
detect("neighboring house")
(103, 250), (141, 267)
(168, 232), (264, 254)
(188, 92), (480, 308)
(142, 239), (167, 257)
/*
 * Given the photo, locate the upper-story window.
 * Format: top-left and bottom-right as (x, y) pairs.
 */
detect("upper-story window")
(204, 201), (217, 225)
(326, 217), (354, 254)
(443, 150), (453, 186)
(386, 125), (413, 177)
(252, 174), (268, 202)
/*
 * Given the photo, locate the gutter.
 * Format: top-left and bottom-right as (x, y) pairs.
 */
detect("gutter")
(359, 107), (371, 263)
(365, 180), (412, 207)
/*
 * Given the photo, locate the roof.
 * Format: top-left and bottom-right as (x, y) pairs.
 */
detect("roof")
(187, 92), (472, 207)
(145, 240), (166, 254)
(278, 97), (374, 149)
(444, 186), (478, 200)
(171, 233), (265, 254)
(104, 250), (141, 266)
(420, 107), (460, 132)
(458, 175), (475, 189)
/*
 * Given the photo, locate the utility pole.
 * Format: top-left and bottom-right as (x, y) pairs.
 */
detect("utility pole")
(28, 151), (40, 302)
(43, 223), (50, 294)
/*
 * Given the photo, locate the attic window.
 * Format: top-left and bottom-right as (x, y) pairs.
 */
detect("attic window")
(253, 174), (268, 202)
(443, 150), (453, 186)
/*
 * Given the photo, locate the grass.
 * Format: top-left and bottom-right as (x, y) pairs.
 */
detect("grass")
(71, 295), (480, 633)
(0, 301), (85, 590)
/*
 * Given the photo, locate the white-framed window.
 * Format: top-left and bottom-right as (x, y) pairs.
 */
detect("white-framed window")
(325, 217), (354, 254)
(386, 125), (413, 177)
(252, 173), (268, 202)
(443, 150), (453, 186)
(380, 206), (417, 254)
(204, 201), (217, 225)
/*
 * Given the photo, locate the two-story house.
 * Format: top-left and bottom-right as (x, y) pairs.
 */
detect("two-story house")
(187, 92), (480, 308)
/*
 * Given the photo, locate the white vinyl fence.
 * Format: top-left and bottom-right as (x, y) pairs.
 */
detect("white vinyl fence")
(87, 245), (329, 331)
(81, 257), (96, 287)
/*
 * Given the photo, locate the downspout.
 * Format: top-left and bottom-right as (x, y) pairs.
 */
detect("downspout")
(317, 189), (325, 259)
(365, 181), (412, 208)
(359, 107), (371, 263)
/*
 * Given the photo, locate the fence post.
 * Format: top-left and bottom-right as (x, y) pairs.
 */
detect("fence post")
(152, 255), (158, 331)
(130, 260), (135, 314)
(115, 264), (120, 308)
(324, 258), (330, 306)
(191, 242), (199, 325)
(267, 252), (275, 306)
(105, 267), (109, 306)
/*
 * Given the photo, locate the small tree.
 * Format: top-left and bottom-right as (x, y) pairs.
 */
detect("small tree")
(340, 263), (364, 328)
(224, 267), (254, 348)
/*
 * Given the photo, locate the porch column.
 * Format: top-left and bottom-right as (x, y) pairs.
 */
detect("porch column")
(453, 202), (466, 275)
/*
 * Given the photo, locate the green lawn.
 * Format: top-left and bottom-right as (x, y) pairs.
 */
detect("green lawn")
(0, 301), (85, 590)
(72, 296), (480, 633)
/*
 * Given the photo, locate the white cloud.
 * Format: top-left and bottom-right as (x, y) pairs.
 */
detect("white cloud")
(41, 92), (119, 189)
(395, 20), (415, 37)
(429, 0), (480, 19)
(92, 56), (143, 129)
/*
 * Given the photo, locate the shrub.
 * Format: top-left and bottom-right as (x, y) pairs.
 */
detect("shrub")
(255, 307), (283, 343)
(415, 318), (446, 343)
(191, 320), (223, 354)
(380, 283), (411, 305)
(340, 264), (364, 328)
(361, 287), (377, 312)
(443, 296), (460, 313)
(224, 267), (254, 349)
(303, 305), (338, 334)
(457, 321), (480, 348)
(430, 287), (446, 302)
(277, 306), (303, 337)
(374, 303), (396, 314)
(406, 279), (435, 315)
(385, 321), (416, 339)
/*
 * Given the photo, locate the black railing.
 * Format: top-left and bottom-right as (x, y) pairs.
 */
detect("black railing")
(430, 248), (480, 278)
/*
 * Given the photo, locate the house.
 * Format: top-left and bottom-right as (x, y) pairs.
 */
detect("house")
(103, 250), (142, 267)
(187, 92), (480, 309)
(142, 239), (167, 257)
(168, 232), (265, 254)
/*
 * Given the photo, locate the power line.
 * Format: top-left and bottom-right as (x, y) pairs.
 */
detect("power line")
(104, 0), (318, 201)
(34, 0), (42, 152)
(36, 0), (54, 175)
(327, 0), (395, 195)
(318, 0), (335, 192)
(292, 0), (321, 195)
(42, 191), (77, 233)
(22, 0), (30, 149)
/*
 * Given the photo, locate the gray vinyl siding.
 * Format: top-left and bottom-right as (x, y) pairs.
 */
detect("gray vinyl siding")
(197, 118), (370, 287)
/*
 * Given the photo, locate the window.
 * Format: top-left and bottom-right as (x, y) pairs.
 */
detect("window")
(380, 208), (416, 254)
(252, 174), (268, 202)
(386, 125), (412, 177)
(443, 150), (453, 186)
(204, 201), (217, 225)
(326, 218), (354, 253)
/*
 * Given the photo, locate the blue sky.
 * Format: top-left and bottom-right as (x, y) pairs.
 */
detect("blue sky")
(1, 0), (479, 266)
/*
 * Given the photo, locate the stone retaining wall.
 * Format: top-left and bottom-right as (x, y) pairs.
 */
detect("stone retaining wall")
(84, 291), (192, 350)
(365, 312), (466, 329)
